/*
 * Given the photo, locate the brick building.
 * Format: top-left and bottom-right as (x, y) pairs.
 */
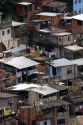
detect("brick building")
(36, 12), (64, 27)
(16, 2), (34, 21)
(18, 99), (70, 125)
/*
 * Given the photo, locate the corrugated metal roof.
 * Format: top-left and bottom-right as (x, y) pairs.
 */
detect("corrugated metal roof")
(10, 45), (26, 53)
(8, 83), (58, 95)
(50, 58), (74, 67)
(31, 84), (58, 95)
(71, 58), (83, 66)
(10, 83), (40, 91)
(0, 56), (39, 69)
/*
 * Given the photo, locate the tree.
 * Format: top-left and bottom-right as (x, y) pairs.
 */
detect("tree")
(0, 0), (13, 18)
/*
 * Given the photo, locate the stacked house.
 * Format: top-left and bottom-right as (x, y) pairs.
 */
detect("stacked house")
(0, 0), (83, 125)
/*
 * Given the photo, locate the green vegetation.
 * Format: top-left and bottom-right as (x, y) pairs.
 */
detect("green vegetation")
(0, 0), (12, 15)
(2, 16), (12, 23)
(0, 0), (16, 20)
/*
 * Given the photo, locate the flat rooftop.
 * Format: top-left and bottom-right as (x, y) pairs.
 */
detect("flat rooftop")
(17, 2), (32, 6)
(36, 12), (62, 16)
(9, 83), (40, 91)
(39, 29), (50, 33)
(38, 28), (66, 34)
(0, 56), (39, 69)
(28, 20), (51, 23)
(42, 99), (69, 109)
(30, 84), (58, 96)
(8, 83), (58, 96)
(49, 84), (69, 91)
(51, 32), (71, 36)
(62, 16), (72, 20)
(12, 21), (25, 27)
(71, 58), (83, 66)
(72, 14), (83, 21)
(45, 1), (67, 8)
(0, 92), (17, 98)
(64, 45), (83, 51)
(10, 45), (26, 54)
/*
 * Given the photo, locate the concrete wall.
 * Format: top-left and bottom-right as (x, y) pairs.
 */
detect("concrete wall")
(49, 64), (78, 81)
(50, 34), (73, 46)
(73, 0), (83, 14)
(58, 34), (73, 46)
(37, 119), (51, 125)
(28, 91), (39, 105)
(0, 96), (18, 111)
(0, 27), (18, 50)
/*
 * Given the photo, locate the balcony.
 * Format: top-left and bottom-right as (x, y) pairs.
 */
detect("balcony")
(0, 21), (12, 29)
(57, 112), (68, 119)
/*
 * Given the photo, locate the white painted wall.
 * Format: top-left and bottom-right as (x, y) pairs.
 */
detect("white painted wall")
(0, 28), (11, 41)
(0, 27), (18, 50)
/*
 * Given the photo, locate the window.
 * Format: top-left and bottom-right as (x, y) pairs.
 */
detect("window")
(18, 77), (22, 83)
(50, 93), (56, 97)
(7, 29), (10, 34)
(2, 31), (5, 36)
(52, 67), (56, 75)
(44, 121), (47, 125)
(57, 106), (65, 112)
(77, 20), (82, 25)
(28, 66), (35, 70)
(81, 87), (83, 91)
(25, 6), (27, 11)
(75, 0), (77, 4)
(74, 10), (77, 14)
(58, 119), (65, 124)
(79, 0), (81, 3)
(32, 120), (36, 125)
(68, 36), (71, 41)
(19, 6), (22, 10)
(79, 9), (81, 13)
(39, 94), (42, 99)
(8, 100), (13, 106)
(29, 4), (32, 11)
(67, 69), (72, 74)
(59, 37), (62, 42)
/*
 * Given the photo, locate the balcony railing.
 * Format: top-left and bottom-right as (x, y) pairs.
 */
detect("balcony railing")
(0, 22), (12, 29)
